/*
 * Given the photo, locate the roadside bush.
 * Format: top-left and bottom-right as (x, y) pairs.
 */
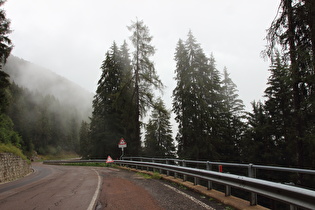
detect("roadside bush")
(0, 143), (28, 161)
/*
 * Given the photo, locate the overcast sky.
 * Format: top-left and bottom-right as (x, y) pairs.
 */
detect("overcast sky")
(4, 0), (280, 112)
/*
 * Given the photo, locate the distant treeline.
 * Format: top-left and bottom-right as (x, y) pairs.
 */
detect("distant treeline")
(7, 83), (83, 156)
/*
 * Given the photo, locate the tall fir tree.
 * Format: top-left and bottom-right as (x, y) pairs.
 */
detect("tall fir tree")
(90, 42), (133, 158)
(128, 19), (162, 155)
(265, 0), (315, 168)
(172, 39), (190, 158)
(144, 98), (175, 157)
(220, 67), (245, 162)
(173, 31), (224, 160)
(264, 53), (294, 165)
(117, 41), (137, 155)
(221, 67), (245, 115)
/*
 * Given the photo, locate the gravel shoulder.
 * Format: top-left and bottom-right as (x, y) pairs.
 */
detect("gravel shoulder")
(96, 167), (227, 210)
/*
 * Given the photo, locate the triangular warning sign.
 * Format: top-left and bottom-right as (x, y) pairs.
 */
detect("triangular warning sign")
(118, 138), (126, 145)
(106, 155), (114, 163)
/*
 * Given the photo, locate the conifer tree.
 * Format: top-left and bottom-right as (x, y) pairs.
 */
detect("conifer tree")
(90, 42), (132, 158)
(220, 67), (245, 161)
(144, 98), (175, 157)
(264, 53), (293, 165)
(242, 101), (273, 164)
(128, 20), (162, 155)
(221, 67), (245, 115)
(173, 39), (190, 158)
(265, 0), (315, 167)
(173, 31), (224, 160)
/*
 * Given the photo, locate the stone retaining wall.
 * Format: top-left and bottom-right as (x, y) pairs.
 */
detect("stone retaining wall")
(0, 153), (32, 183)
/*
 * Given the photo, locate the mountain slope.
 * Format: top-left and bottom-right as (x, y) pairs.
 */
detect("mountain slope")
(3, 55), (93, 119)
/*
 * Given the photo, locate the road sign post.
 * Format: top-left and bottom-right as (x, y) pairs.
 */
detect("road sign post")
(118, 138), (127, 160)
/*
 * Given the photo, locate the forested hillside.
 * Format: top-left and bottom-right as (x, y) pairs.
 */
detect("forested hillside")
(2, 55), (93, 156)
(4, 55), (93, 119)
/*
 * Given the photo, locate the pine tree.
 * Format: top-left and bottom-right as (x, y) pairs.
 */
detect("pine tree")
(128, 19), (162, 155)
(264, 53), (294, 165)
(173, 31), (224, 160)
(90, 42), (127, 158)
(242, 101), (274, 164)
(265, 0), (315, 167)
(172, 39), (190, 158)
(221, 67), (245, 115)
(144, 98), (175, 157)
(220, 67), (245, 162)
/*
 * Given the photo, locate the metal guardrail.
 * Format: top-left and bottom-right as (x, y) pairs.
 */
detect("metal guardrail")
(44, 158), (315, 209)
(122, 156), (315, 175)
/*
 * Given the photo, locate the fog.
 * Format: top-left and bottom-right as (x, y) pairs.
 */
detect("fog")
(4, 56), (93, 120)
(4, 0), (280, 114)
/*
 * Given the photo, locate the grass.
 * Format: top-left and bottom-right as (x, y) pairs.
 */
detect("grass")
(137, 172), (152, 179)
(136, 171), (162, 179)
(171, 182), (188, 190)
(0, 143), (30, 163)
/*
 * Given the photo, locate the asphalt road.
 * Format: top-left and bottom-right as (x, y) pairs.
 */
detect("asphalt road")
(0, 163), (227, 210)
(0, 162), (100, 210)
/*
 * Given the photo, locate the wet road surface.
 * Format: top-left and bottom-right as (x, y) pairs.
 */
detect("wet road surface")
(0, 163), (227, 210)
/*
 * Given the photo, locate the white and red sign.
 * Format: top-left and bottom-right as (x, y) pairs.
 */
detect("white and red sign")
(118, 138), (127, 148)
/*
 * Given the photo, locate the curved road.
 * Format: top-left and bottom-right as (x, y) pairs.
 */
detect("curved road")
(0, 163), (227, 210)
(0, 162), (100, 209)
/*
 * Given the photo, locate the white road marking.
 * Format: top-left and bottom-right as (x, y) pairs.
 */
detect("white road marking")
(162, 183), (215, 210)
(87, 169), (101, 210)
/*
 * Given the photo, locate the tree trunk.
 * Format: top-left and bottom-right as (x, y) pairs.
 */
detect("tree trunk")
(134, 21), (141, 156)
(286, 0), (304, 167)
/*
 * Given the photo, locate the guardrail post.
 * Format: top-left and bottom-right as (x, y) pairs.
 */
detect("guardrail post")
(194, 177), (199, 185)
(248, 164), (257, 206)
(152, 159), (156, 173)
(206, 161), (213, 190)
(140, 158), (143, 170)
(183, 161), (187, 181)
(174, 160), (179, 179)
(166, 159), (170, 176)
(193, 161), (199, 185)
(225, 186), (231, 197)
(159, 161), (162, 174)
(218, 165), (231, 196)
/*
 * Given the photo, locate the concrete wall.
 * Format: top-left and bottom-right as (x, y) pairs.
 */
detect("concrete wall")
(0, 153), (32, 183)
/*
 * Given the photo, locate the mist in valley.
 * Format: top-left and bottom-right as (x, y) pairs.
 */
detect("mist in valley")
(3, 55), (93, 155)
(4, 55), (93, 121)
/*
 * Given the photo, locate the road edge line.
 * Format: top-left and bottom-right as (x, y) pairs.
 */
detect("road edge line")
(162, 183), (215, 210)
(87, 169), (101, 210)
